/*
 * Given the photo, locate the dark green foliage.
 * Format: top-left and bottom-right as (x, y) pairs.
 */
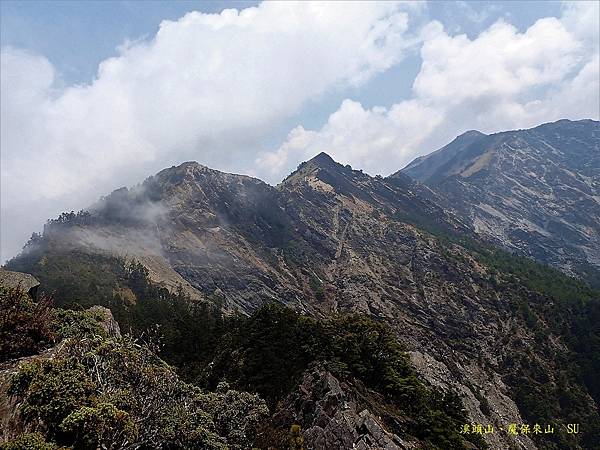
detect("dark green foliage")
(53, 308), (106, 339)
(0, 286), (56, 362)
(59, 403), (137, 449)
(109, 261), (226, 378)
(206, 303), (317, 405)
(11, 359), (96, 438)
(7, 248), (123, 311)
(0, 284), (111, 363)
(0, 433), (60, 450)
(475, 247), (599, 304)
(207, 303), (480, 449)
(198, 382), (270, 449)
(9, 331), (266, 449)
(320, 315), (419, 397)
(567, 299), (600, 405)
(7, 250), (225, 379)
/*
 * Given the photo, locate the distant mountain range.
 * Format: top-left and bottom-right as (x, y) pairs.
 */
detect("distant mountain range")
(4, 119), (600, 450)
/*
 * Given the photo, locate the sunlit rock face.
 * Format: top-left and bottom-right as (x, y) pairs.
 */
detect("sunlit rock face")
(398, 119), (600, 284)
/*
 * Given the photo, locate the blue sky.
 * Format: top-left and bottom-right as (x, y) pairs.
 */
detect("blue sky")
(1, 1), (260, 85)
(0, 1), (564, 131)
(1, 1), (562, 104)
(1, 1), (598, 261)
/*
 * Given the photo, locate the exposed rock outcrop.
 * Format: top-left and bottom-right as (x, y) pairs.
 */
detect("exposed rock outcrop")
(88, 305), (121, 339)
(273, 366), (415, 450)
(0, 268), (40, 298)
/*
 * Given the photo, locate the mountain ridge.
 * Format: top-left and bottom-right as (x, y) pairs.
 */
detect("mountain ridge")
(4, 119), (600, 449)
(398, 118), (600, 283)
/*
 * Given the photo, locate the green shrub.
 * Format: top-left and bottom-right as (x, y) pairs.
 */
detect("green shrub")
(53, 308), (106, 339)
(0, 286), (56, 362)
(0, 432), (59, 450)
(11, 359), (95, 437)
(9, 331), (267, 449)
(60, 403), (137, 449)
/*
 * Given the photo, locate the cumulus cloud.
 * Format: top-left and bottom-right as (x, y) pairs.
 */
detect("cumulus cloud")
(1, 1), (424, 261)
(259, 1), (599, 179)
(256, 99), (443, 177)
(2, 1), (598, 262)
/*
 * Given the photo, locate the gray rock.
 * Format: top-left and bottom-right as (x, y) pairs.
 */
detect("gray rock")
(0, 268), (40, 298)
(398, 119), (600, 284)
(273, 366), (407, 450)
(88, 305), (121, 338)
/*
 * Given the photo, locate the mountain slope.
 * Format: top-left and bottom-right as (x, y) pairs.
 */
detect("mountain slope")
(0, 283), (269, 449)
(1, 273), (488, 450)
(402, 130), (487, 184)
(6, 148), (600, 449)
(397, 119), (600, 283)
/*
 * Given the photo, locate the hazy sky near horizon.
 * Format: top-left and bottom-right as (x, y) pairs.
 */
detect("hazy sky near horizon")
(1, 0), (599, 262)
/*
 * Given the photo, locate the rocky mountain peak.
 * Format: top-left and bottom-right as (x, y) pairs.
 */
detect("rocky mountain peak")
(458, 129), (485, 139)
(309, 151), (337, 166)
(400, 118), (600, 282)
(156, 160), (213, 179)
(397, 129), (488, 184)
(278, 152), (349, 187)
(136, 160), (271, 210)
(153, 161), (242, 187)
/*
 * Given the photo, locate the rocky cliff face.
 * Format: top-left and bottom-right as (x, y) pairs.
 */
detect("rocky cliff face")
(398, 119), (600, 284)
(42, 155), (469, 315)
(6, 126), (600, 448)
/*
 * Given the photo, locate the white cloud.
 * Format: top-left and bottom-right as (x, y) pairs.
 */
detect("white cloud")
(560, 0), (600, 50)
(442, 1), (502, 33)
(1, 1), (424, 261)
(415, 17), (580, 102)
(2, 1), (598, 262)
(256, 98), (443, 177)
(259, 1), (599, 179)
